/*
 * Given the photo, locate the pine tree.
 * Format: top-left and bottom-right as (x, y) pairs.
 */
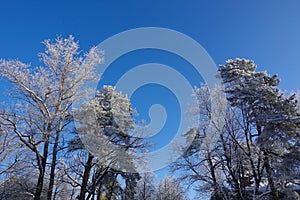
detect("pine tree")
(218, 58), (300, 199)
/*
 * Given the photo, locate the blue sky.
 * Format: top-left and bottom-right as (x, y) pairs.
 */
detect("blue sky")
(0, 1), (299, 90)
(0, 0), (300, 197)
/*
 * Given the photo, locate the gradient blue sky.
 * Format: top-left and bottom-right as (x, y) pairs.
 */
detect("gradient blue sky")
(0, 0), (300, 197)
(0, 1), (299, 93)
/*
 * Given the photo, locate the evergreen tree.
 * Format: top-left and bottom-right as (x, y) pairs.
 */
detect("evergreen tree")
(218, 58), (300, 199)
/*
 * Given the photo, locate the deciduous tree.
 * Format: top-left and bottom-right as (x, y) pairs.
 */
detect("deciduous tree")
(0, 36), (102, 200)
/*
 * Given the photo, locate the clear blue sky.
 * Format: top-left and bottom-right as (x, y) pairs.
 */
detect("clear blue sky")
(0, 0), (299, 92)
(0, 0), (300, 198)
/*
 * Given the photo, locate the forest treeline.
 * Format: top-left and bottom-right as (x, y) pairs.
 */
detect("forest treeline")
(0, 37), (299, 200)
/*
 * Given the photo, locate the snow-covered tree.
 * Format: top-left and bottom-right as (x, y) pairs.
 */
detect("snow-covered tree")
(171, 85), (230, 196)
(173, 59), (300, 200)
(134, 171), (156, 200)
(171, 84), (258, 199)
(134, 157), (156, 200)
(155, 176), (188, 200)
(0, 121), (24, 184)
(0, 36), (103, 200)
(218, 58), (300, 199)
(70, 85), (147, 200)
(0, 173), (36, 200)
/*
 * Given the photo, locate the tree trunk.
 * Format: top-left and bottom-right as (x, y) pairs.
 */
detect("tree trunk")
(220, 134), (243, 199)
(256, 119), (279, 199)
(78, 153), (94, 200)
(34, 139), (49, 200)
(96, 183), (102, 200)
(86, 167), (109, 200)
(263, 154), (279, 200)
(207, 151), (219, 196)
(47, 130), (61, 200)
(106, 174), (117, 200)
(34, 169), (45, 200)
